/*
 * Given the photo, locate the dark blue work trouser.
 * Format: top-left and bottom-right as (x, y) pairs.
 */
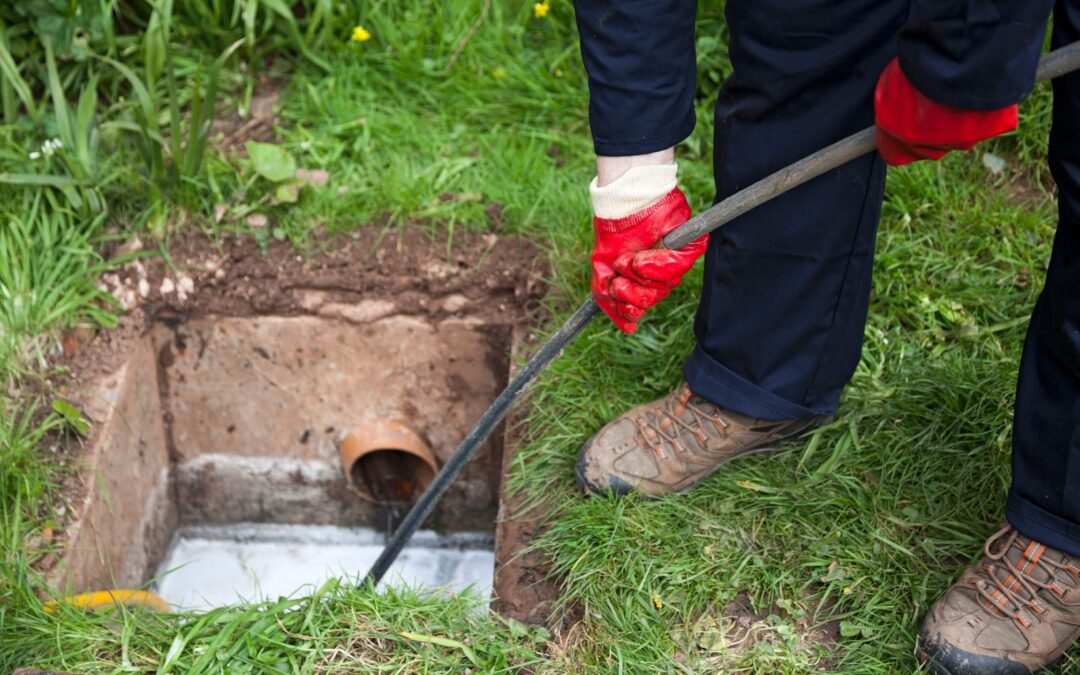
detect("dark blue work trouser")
(680, 0), (1080, 555)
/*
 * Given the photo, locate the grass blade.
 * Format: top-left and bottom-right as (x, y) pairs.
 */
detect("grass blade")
(0, 23), (38, 125)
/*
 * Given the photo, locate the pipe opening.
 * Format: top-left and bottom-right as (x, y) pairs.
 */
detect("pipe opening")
(339, 421), (438, 504)
(351, 449), (436, 503)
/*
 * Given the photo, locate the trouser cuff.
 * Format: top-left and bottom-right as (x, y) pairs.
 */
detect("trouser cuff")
(1007, 490), (1080, 558)
(683, 345), (834, 421)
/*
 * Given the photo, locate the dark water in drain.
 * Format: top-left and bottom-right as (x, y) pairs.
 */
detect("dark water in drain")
(359, 453), (423, 500)
(358, 453), (422, 542)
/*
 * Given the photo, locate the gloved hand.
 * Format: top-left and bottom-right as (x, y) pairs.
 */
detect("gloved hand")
(874, 58), (1018, 166)
(591, 183), (707, 334)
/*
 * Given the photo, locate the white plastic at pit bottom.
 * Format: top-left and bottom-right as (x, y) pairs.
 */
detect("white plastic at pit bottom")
(153, 523), (495, 611)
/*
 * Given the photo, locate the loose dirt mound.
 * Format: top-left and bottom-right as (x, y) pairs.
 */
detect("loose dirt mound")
(63, 226), (547, 385)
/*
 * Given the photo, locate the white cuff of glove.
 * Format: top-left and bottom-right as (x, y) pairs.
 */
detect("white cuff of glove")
(589, 163), (678, 219)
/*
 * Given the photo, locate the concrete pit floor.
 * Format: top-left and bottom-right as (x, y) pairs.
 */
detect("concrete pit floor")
(154, 524), (495, 610)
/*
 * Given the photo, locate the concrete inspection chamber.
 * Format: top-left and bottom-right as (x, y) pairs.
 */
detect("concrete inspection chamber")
(50, 231), (556, 620)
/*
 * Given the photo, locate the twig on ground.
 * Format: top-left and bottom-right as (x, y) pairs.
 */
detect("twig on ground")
(446, 0), (492, 72)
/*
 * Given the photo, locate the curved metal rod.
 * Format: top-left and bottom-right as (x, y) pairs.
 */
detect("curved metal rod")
(364, 41), (1080, 586)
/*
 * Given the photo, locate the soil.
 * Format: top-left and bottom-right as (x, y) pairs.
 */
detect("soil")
(210, 75), (284, 152)
(492, 410), (562, 623)
(680, 590), (840, 670)
(60, 225), (547, 388)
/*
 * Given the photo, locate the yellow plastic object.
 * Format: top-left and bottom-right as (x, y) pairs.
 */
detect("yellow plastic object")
(45, 589), (170, 614)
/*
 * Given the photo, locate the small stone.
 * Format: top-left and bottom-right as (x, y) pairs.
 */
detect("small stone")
(316, 300), (397, 324)
(177, 275), (195, 302)
(424, 262), (456, 281)
(982, 152), (1007, 176)
(246, 213), (268, 229)
(138, 278), (150, 298)
(160, 277), (176, 295)
(441, 294), (468, 313)
(116, 236), (143, 257)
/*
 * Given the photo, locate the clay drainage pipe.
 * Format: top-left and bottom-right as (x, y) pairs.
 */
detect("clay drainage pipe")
(338, 420), (438, 503)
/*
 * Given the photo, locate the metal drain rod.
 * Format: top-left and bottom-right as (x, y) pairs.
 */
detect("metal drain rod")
(364, 42), (1080, 586)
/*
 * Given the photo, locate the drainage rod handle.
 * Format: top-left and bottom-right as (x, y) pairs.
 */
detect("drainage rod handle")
(363, 42), (1080, 586)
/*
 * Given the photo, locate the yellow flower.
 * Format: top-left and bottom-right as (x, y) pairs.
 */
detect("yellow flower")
(492, 67), (506, 80)
(351, 25), (372, 42)
(843, 586), (853, 595)
(534, 1), (550, 18)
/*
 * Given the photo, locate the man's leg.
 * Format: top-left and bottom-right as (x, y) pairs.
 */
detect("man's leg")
(1006, 0), (1080, 558)
(577, 0), (911, 496)
(684, 0), (907, 420)
(918, 4), (1080, 673)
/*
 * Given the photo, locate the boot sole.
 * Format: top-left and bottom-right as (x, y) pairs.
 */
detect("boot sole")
(917, 629), (1056, 674)
(576, 416), (830, 499)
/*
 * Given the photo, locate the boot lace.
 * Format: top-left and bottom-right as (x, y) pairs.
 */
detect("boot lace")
(972, 525), (1080, 629)
(633, 386), (729, 461)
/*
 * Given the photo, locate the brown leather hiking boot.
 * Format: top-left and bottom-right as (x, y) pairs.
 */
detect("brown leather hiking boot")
(918, 525), (1080, 674)
(575, 382), (829, 497)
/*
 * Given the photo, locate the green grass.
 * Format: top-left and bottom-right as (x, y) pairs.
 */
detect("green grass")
(508, 129), (1063, 671)
(1, 577), (553, 672)
(0, 0), (1071, 672)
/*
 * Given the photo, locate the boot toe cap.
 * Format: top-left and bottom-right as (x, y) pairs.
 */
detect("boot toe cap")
(575, 454), (635, 496)
(918, 628), (1032, 675)
(576, 424), (649, 496)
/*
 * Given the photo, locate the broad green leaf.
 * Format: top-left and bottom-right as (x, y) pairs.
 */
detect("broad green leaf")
(247, 142), (296, 183)
(274, 181), (302, 203)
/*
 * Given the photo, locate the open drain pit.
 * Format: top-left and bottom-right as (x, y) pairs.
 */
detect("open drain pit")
(59, 313), (508, 608)
(49, 230), (558, 621)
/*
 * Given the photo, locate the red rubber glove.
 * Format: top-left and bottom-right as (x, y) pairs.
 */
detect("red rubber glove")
(591, 187), (707, 334)
(874, 58), (1018, 166)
